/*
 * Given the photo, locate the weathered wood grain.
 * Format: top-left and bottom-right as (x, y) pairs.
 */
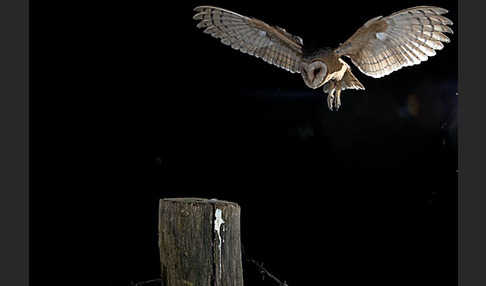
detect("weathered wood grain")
(159, 198), (243, 286)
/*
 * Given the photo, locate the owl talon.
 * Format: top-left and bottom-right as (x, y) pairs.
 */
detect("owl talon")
(335, 100), (341, 110)
(335, 94), (341, 110)
(327, 94), (334, 111)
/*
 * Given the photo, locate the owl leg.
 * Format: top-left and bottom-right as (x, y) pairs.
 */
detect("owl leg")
(327, 89), (335, 111)
(324, 81), (336, 111)
(334, 81), (343, 110)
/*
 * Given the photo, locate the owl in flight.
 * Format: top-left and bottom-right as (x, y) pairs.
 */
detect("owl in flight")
(193, 5), (453, 110)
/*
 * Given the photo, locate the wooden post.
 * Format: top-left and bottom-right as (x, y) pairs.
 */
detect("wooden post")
(158, 198), (243, 286)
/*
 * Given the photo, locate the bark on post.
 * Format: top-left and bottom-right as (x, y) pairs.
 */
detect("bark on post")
(159, 198), (243, 286)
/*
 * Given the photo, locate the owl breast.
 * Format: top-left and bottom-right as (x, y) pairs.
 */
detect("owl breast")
(324, 58), (349, 83)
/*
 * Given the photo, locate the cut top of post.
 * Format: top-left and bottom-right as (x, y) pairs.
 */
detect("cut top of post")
(161, 197), (240, 208)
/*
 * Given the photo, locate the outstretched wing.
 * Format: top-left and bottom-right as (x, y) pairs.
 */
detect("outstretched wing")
(335, 6), (453, 78)
(193, 6), (304, 73)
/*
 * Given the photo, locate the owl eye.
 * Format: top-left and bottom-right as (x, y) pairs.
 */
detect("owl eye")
(313, 67), (322, 77)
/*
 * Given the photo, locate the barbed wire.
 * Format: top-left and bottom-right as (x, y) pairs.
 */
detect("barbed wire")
(129, 278), (163, 286)
(242, 244), (288, 286)
(131, 245), (287, 286)
(246, 258), (288, 286)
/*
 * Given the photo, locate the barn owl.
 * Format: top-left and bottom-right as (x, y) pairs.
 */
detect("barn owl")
(193, 5), (453, 111)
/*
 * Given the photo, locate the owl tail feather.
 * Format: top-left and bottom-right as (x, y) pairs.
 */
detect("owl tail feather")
(341, 68), (365, 91)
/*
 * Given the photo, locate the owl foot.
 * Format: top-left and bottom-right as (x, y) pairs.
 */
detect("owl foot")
(327, 94), (335, 110)
(324, 81), (342, 111)
(326, 89), (342, 111)
(335, 88), (342, 110)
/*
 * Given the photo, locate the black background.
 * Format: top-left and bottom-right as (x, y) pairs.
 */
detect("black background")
(31, 0), (457, 285)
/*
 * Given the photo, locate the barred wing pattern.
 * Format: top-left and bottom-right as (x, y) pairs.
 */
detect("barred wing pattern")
(193, 6), (304, 73)
(335, 6), (453, 78)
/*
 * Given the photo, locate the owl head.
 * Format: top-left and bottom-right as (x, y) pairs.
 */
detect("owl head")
(301, 60), (328, 89)
(300, 48), (334, 89)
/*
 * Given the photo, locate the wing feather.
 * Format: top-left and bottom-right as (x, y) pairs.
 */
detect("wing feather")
(335, 6), (453, 78)
(193, 6), (304, 73)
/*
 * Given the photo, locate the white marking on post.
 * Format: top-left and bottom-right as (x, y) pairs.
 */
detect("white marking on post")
(214, 208), (225, 280)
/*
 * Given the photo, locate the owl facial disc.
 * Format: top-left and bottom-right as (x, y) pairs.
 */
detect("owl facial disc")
(302, 61), (328, 89)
